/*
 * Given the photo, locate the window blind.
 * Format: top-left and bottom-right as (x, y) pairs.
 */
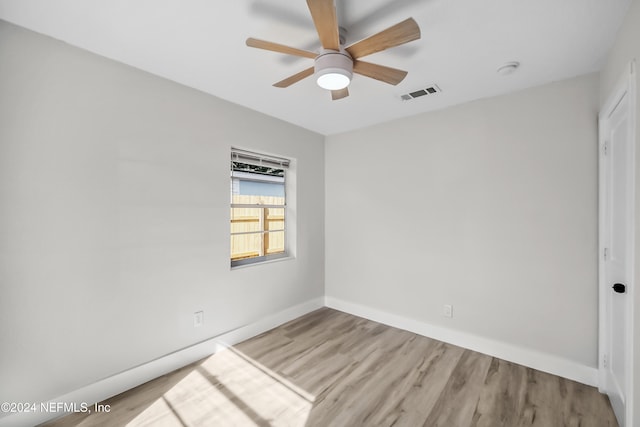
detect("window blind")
(231, 148), (290, 169)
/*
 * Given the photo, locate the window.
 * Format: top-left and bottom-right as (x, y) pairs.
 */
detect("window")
(231, 148), (289, 267)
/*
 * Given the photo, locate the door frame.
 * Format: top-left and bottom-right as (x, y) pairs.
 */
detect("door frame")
(598, 60), (636, 427)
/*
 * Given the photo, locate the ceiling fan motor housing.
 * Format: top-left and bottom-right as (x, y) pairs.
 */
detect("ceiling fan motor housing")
(314, 49), (353, 90)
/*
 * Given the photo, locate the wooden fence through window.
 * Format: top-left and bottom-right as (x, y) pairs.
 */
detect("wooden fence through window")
(231, 195), (285, 261)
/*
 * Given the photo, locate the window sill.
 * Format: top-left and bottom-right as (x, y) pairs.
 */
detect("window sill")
(230, 254), (293, 270)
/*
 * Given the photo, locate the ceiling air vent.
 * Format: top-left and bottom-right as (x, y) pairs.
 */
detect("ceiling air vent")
(400, 84), (441, 101)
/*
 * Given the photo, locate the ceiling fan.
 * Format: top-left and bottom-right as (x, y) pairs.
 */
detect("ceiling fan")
(246, 0), (421, 100)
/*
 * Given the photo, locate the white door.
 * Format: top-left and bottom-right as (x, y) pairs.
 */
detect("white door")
(599, 63), (636, 427)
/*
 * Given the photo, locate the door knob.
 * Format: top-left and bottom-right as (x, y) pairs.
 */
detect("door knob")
(612, 283), (626, 294)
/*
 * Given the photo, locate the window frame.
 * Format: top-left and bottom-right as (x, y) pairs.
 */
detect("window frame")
(230, 149), (290, 268)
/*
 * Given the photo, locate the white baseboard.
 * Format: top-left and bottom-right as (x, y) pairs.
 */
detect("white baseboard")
(325, 296), (598, 388)
(0, 297), (324, 427)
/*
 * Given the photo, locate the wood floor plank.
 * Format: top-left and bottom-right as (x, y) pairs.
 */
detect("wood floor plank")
(511, 368), (619, 427)
(560, 378), (619, 427)
(323, 335), (430, 426)
(421, 349), (493, 426)
(471, 357), (529, 427)
(42, 308), (618, 427)
(388, 341), (466, 427)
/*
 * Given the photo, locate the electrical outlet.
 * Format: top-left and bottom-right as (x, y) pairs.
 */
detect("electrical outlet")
(443, 304), (453, 318)
(194, 311), (204, 327)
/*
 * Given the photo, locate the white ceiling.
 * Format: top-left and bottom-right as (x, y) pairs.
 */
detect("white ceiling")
(0, 0), (631, 135)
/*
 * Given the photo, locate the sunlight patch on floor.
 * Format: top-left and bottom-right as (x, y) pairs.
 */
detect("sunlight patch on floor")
(127, 346), (313, 426)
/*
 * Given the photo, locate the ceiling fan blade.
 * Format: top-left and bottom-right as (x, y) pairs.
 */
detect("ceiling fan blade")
(246, 38), (317, 59)
(331, 88), (349, 100)
(346, 18), (420, 59)
(306, 0), (340, 50)
(273, 67), (315, 88)
(353, 61), (408, 85)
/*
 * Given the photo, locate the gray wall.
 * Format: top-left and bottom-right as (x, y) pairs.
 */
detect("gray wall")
(599, 0), (640, 422)
(0, 20), (325, 405)
(326, 73), (600, 367)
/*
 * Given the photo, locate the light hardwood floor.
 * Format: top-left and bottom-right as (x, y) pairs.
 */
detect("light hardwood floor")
(43, 308), (618, 426)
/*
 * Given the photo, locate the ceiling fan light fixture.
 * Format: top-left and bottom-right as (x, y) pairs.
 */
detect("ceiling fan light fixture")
(317, 70), (352, 90)
(315, 50), (353, 90)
